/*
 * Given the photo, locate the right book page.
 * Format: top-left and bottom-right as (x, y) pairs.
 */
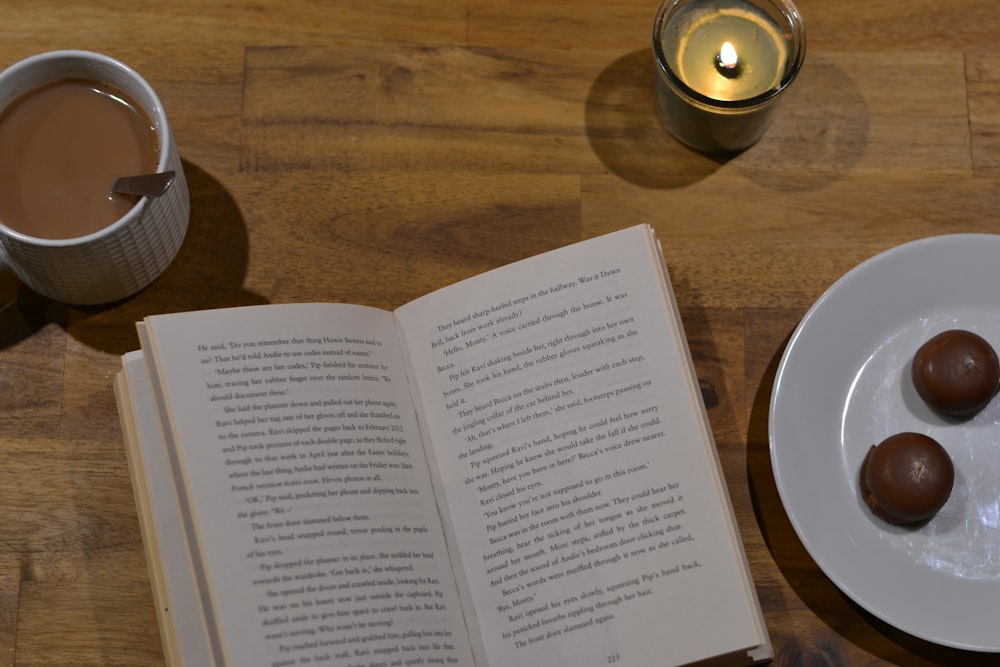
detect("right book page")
(394, 224), (769, 667)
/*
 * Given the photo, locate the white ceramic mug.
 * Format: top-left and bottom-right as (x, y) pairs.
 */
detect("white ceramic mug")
(0, 50), (189, 305)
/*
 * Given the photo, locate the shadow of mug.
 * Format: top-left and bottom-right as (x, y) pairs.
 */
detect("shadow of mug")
(0, 159), (268, 356)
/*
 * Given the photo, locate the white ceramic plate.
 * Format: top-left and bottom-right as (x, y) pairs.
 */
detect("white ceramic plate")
(770, 234), (1000, 652)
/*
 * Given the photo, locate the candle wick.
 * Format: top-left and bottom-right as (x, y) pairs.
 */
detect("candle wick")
(714, 54), (740, 79)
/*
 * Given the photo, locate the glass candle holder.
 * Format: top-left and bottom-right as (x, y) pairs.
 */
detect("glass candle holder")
(653, 0), (806, 154)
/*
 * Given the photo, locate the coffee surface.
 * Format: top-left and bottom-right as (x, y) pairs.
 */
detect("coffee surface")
(0, 79), (159, 240)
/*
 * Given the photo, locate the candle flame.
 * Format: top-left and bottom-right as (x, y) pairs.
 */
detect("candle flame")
(719, 41), (738, 69)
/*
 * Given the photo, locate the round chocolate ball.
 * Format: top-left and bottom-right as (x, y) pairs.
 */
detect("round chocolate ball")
(912, 329), (1000, 418)
(859, 432), (954, 525)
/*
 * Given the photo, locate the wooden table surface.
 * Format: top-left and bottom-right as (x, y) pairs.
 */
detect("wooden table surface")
(2, 1), (1000, 665)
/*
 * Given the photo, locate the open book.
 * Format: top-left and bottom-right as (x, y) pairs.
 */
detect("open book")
(115, 224), (771, 667)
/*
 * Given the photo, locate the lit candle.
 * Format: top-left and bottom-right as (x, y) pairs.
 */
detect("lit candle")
(715, 41), (740, 79)
(653, 0), (806, 153)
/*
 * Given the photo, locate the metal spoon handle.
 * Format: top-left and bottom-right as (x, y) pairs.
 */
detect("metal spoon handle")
(112, 170), (175, 198)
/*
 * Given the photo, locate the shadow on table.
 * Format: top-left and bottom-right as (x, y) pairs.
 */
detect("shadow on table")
(584, 48), (723, 189)
(584, 50), (868, 192)
(0, 159), (268, 356)
(746, 333), (1000, 666)
(732, 54), (870, 193)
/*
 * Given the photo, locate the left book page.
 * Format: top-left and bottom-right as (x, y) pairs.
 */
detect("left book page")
(132, 303), (475, 667)
(116, 350), (215, 667)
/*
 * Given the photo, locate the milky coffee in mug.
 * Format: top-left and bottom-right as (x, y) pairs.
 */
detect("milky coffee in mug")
(0, 50), (189, 305)
(0, 78), (160, 240)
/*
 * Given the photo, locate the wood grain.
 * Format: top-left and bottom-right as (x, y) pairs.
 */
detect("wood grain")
(1, 0), (1000, 664)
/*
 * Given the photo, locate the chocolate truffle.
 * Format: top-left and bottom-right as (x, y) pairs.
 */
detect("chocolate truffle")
(859, 432), (954, 525)
(912, 329), (1000, 418)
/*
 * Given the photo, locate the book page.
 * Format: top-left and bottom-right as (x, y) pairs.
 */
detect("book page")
(395, 225), (767, 667)
(141, 304), (475, 667)
(116, 351), (216, 667)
